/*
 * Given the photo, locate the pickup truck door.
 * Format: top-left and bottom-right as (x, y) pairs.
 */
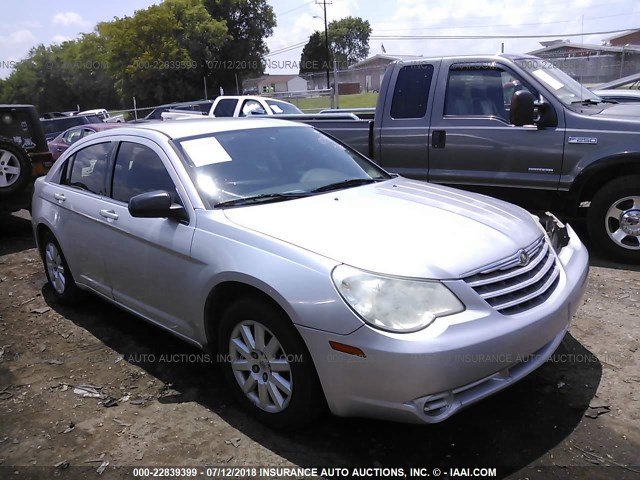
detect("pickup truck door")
(376, 61), (440, 180)
(427, 62), (565, 210)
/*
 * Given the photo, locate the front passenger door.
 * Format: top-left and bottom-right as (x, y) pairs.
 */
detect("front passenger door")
(99, 139), (198, 338)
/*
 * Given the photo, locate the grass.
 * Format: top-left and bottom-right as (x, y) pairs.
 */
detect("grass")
(290, 92), (378, 112)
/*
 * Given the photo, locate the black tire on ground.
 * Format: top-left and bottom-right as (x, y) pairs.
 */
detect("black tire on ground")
(0, 139), (31, 199)
(587, 175), (640, 264)
(217, 296), (325, 430)
(41, 232), (82, 305)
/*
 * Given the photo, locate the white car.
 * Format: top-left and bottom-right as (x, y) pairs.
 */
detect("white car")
(76, 108), (125, 123)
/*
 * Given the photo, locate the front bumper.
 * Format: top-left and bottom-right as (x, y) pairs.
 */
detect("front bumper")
(297, 226), (589, 423)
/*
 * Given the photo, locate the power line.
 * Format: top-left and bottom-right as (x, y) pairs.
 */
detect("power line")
(275, 1), (315, 18)
(369, 27), (640, 40)
(266, 26), (640, 60)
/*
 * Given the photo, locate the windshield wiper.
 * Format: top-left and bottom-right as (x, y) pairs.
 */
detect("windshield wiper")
(214, 192), (310, 208)
(570, 98), (601, 105)
(311, 178), (383, 193)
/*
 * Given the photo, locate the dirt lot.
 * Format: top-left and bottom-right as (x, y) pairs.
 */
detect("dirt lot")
(1, 210), (639, 480)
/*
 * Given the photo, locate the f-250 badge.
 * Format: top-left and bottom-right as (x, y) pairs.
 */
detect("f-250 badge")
(568, 137), (598, 144)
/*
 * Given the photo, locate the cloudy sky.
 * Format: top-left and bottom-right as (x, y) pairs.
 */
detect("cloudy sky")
(1, 0), (640, 79)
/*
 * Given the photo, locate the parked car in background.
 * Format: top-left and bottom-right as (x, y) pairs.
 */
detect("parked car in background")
(0, 104), (54, 213)
(48, 123), (123, 160)
(41, 115), (103, 142)
(76, 108), (125, 123)
(31, 118), (588, 429)
(591, 72), (640, 103)
(161, 96), (302, 120)
(142, 100), (215, 121)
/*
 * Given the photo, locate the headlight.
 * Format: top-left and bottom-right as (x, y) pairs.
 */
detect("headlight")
(331, 265), (465, 333)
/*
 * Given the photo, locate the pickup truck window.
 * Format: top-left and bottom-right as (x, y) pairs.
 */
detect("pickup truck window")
(445, 66), (533, 121)
(214, 98), (239, 117)
(390, 64), (434, 119)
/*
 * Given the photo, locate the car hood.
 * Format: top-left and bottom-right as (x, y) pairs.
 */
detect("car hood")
(594, 102), (640, 119)
(223, 178), (543, 279)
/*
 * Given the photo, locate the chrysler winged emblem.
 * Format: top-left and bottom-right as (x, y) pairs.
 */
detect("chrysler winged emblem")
(518, 249), (529, 266)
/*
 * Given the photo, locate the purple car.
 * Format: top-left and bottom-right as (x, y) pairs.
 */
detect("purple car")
(48, 123), (123, 160)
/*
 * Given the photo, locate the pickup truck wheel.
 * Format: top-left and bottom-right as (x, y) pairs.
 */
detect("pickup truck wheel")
(41, 232), (82, 304)
(0, 139), (31, 199)
(217, 297), (325, 429)
(588, 176), (640, 263)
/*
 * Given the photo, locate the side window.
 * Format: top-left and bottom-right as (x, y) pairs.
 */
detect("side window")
(390, 64), (434, 119)
(67, 142), (111, 195)
(445, 66), (534, 121)
(240, 100), (262, 116)
(213, 99), (239, 117)
(63, 128), (82, 144)
(111, 142), (177, 203)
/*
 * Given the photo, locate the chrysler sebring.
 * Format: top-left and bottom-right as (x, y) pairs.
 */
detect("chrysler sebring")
(31, 118), (589, 429)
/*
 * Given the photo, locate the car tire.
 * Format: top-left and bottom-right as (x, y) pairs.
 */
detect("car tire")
(41, 232), (82, 304)
(587, 175), (640, 263)
(0, 138), (31, 199)
(217, 296), (325, 429)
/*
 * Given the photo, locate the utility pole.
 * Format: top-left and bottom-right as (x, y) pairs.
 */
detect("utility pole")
(316, 0), (332, 92)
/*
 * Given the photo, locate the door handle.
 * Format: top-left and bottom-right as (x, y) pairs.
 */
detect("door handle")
(53, 193), (66, 202)
(432, 130), (446, 149)
(99, 209), (119, 220)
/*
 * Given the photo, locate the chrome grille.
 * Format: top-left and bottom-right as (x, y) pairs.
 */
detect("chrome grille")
(463, 237), (560, 315)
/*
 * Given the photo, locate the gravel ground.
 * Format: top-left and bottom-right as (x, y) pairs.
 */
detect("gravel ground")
(0, 211), (639, 480)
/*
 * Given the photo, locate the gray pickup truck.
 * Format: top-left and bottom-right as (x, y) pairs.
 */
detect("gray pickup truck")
(302, 54), (640, 263)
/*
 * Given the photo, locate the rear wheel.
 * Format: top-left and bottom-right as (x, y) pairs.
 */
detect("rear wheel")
(587, 175), (640, 263)
(0, 139), (31, 199)
(42, 232), (81, 304)
(217, 297), (325, 429)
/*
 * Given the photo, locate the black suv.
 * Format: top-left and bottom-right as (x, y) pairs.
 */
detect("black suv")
(1, 105), (54, 213)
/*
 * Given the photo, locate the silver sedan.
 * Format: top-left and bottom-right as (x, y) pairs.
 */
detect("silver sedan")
(31, 118), (589, 429)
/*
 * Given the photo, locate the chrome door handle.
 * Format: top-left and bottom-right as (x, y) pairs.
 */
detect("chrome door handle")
(99, 209), (119, 220)
(53, 193), (66, 202)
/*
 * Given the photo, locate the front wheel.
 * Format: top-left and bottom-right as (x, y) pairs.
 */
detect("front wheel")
(217, 297), (325, 429)
(587, 175), (640, 263)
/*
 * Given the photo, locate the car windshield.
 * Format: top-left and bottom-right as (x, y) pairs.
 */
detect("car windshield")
(265, 100), (302, 114)
(514, 58), (602, 106)
(174, 126), (389, 208)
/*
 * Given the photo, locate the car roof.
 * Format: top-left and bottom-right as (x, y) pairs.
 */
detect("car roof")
(89, 118), (309, 141)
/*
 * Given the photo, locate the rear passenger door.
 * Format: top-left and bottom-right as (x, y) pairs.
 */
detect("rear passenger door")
(99, 138), (198, 338)
(377, 62), (439, 179)
(427, 62), (564, 209)
(49, 141), (115, 297)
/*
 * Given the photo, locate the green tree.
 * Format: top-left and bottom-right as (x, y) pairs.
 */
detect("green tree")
(329, 16), (371, 67)
(98, 0), (227, 106)
(203, 0), (276, 93)
(300, 31), (329, 73)
(0, 0), (276, 110)
(299, 16), (371, 73)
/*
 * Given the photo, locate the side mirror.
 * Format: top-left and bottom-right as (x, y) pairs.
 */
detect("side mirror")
(128, 190), (187, 222)
(249, 107), (267, 116)
(510, 90), (535, 126)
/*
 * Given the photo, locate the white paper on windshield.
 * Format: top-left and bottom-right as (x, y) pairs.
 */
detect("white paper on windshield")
(270, 104), (283, 114)
(181, 137), (232, 167)
(532, 69), (564, 91)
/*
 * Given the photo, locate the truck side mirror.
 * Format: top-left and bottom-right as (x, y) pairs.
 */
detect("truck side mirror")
(510, 90), (535, 126)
